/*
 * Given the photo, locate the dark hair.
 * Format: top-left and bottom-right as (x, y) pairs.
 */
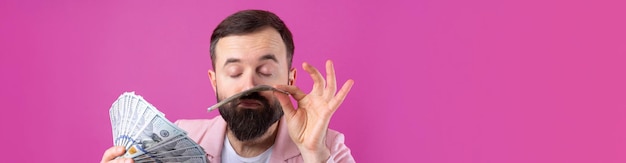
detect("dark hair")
(210, 10), (294, 69)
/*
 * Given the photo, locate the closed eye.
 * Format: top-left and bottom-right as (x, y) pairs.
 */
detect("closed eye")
(257, 66), (274, 77)
(229, 73), (242, 78)
(259, 72), (272, 77)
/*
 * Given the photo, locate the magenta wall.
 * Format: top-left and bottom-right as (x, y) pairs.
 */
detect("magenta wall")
(1, 0), (625, 162)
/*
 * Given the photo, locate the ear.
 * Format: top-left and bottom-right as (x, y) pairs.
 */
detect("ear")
(208, 69), (217, 93)
(288, 67), (296, 85)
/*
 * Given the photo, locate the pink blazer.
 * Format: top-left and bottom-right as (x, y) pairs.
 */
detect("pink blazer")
(175, 116), (355, 163)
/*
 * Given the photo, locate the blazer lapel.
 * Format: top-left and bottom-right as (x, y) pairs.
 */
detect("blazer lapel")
(199, 116), (227, 163)
(270, 116), (301, 162)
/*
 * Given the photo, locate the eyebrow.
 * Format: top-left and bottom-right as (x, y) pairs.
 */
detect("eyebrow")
(223, 58), (241, 67)
(260, 54), (279, 63)
(223, 54), (279, 68)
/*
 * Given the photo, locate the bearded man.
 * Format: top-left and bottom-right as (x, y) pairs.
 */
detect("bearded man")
(102, 9), (355, 163)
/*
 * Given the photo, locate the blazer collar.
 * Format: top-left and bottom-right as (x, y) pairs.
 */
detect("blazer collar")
(271, 116), (301, 161)
(200, 116), (227, 162)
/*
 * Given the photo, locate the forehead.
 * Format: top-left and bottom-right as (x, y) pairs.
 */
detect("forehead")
(214, 27), (286, 65)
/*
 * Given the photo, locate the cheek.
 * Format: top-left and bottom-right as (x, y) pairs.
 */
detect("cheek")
(215, 85), (233, 100)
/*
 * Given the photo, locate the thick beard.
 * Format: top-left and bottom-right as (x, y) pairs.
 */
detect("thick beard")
(218, 91), (283, 141)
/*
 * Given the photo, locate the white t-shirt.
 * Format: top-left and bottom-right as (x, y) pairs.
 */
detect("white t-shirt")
(221, 137), (273, 163)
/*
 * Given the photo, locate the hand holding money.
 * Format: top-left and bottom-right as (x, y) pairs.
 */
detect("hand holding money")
(101, 146), (133, 163)
(102, 92), (208, 163)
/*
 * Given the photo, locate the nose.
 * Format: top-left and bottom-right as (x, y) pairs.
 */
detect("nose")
(240, 73), (257, 91)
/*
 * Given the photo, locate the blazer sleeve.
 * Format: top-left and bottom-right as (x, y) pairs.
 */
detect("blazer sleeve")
(326, 131), (356, 163)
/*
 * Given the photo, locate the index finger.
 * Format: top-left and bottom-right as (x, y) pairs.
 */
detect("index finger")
(274, 85), (307, 100)
(303, 62), (325, 95)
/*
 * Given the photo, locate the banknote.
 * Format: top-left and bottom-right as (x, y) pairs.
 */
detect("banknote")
(132, 142), (205, 160)
(122, 126), (187, 158)
(144, 135), (199, 154)
(109, 92), (208, 163)
(136, 156), (207, 163)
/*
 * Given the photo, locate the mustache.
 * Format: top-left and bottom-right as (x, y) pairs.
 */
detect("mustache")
(233, 92), (270, 105)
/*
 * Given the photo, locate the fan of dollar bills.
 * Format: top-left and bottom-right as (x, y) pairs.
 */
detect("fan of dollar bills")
(109, 92), (208, 163)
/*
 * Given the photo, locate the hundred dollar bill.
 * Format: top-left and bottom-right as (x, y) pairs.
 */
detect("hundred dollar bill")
(110, 92), (166, 146)
(121, 99), (163, 147)
(121, 97), (147, 146)
(125, 115), (186, 155)
(136, 156), (207, 163)
(134, 145), (206, 160)
(123, 133), (188, 158)
(109, 92), (207, 163)
(121, 94), (133, 145)
(144, 135), (198, 153)
(109, 96), (122, 144)
(122, 95), (139, 146)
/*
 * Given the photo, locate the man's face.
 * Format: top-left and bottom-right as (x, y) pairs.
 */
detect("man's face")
(209, 27), (294, 141)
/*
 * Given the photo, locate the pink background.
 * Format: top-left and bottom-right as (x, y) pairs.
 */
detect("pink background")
(1, 0), (625, 162)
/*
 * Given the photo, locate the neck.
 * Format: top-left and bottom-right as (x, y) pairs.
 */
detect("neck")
(226, 120), (279, 157)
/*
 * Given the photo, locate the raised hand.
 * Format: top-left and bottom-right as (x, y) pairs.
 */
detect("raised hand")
(274, 60), (354, 162)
